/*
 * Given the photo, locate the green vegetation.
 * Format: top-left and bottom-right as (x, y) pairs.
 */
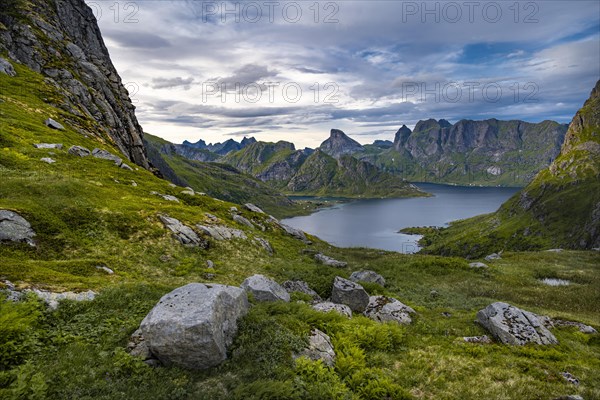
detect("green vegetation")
(1, 47), (599, 400)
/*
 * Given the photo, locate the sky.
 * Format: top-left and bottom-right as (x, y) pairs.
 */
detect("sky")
(89, 0), (600, 148)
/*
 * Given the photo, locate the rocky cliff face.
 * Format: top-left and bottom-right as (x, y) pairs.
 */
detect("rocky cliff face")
(0, 0), (149, 168)
(319, 129), (364, 158)
(367, 118), (567, 186)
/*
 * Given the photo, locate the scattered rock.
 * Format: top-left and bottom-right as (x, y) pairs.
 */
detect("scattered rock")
(152, 192), (180, 202)
(127, 328), (153, 360)
(158, 215), (207, 248)
(552, 396), (584, 400)
(469, 262), (489, 269)
(278, 223), (311, 244)
(96, 265), (114, 274)
(315, 253), (347, 268)
(120, 163), (133, 171)
(312, 301), (352, 318)
(476, 302), (558, 345)
(294, 329), (336, 366)
(561, 372), (580, 385)
(44, 118), (64, 130)
(331, 276), (369, 313)
(363, 295), (415, 324)
(168, 183), (177, 188)
(0, 57), (16, 76)
(40, 157), (56, 164)
(300, 248), (319, 256)
(254, 237), (273, 255)
(0, 210), (36, 246)
(282, 280), (321, 301)
(429, 290), (439, 298)
(196, 224), (247, 241)
(92, 148), (122, 166)
(68, 145), (91, 157)
(349, 270), (385, 286)
(232, 214), (254, 229)
(463, 335), (492, 344)
(546, 248), (564, 253)
(544, 318), (597, 334)
(241, 274), (290, 302)
(34, 143), (63, 149)
(131, 181), (137, 187)
(181, 187), (195, 195)
(244, 203), (265, 214)
(441, 312), (452, 318)
(205, 213), (218, 222)
(484, 252), (502, 261)
(229, 206), (238, 213)
(0, 279), (22, 301)
(140, 283), (248, 369)
(27, 288), (96, 310)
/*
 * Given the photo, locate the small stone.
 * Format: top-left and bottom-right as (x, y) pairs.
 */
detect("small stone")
(131, 181), (137, 187)
(312, 301), (352, 318)
(40, 157), (56, 164)
(205, 213), (218, 222)
(282, 280), (321, 301)
(254, 237), (273, 255)
(561, 372), (580, 385)
(232, 214), (254, 229)
(552, 396), (584, 400)
(0, 57), (16, 76)
(244, 203), (265, 214)
(68, 145), (91, 157)
(96, 265), (114, 274)
(469, 262), (489, 269)
(363, 295), (415, 324)
(196, 225), (246, 240)
(161, 195), (179, 202)
(546, 248), (564, 253)
(92, 148), (122, 166)
(168, 183), (177, 188)
(463, 335), (492, 344)
(484, 252), (502, 261)
(206, 260), (215, 269)
(229, 206), (238, 213)
(294, 329), (336, 366)
(315, 253), (347, 268)
(45, 118), (65, 130)
(34, 143), (63, 149)
(120, 163), (133, 171)
(158, 215), (207, 248)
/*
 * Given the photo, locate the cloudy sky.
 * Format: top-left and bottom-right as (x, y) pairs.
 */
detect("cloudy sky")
(89, 0), (600, 148)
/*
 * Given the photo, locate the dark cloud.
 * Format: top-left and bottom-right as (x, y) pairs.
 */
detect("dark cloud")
(109, 31), (171, 49)
(151, 77), (195, 90)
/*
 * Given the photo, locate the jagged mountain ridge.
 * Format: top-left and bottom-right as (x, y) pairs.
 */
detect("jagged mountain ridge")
(421, 80), (600, 256)
(0, 0), (149, 168)
(364, 118), (568, 186)
(319, 129), (364, 158)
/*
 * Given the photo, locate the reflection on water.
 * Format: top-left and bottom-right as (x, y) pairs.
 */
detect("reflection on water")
(281, 183), (520, 253)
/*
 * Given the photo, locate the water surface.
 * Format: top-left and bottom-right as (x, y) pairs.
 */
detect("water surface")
(281, 183), (520, 253)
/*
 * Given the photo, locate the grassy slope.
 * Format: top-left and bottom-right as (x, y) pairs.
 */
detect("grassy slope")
(420, 83), (600, 258)
(0, 63), (599, 400)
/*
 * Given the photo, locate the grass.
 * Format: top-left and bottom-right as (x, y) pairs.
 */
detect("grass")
(0, 56), (599, 399)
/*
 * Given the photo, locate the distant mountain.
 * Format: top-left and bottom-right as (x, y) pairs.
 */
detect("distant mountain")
(221, 141), (426, 198)
(362, 119), (568, 186)
(143, 134), (298, 215)
(319, 129), (364, 158)
(421, 80), (600, 256)
(177, 136), (257, 157)
(372, 140), (394, 149)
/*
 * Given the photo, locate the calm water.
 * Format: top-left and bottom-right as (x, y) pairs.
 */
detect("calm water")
(281, 183), (520, 253)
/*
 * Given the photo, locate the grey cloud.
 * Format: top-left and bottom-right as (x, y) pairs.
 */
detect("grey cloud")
(151, 77), (195, 90)
(108, 31), (171, 48)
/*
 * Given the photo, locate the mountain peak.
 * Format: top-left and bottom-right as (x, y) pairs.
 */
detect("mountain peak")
(319, 129), (364, 158)
(393, 125), (412, 150)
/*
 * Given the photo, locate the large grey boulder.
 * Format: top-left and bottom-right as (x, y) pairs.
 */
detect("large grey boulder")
(158, 215), (207, 248)
(44, 118), (65, 130)
(92, 148), (122, 166)
(476, 302), (558, 345)
(0, 57), (16, 76)
(282, 280), (321, 301)
(68, 145), (90, 157)
(140, 283), (248, 369)
(364, 296), (415, 324)
(278, 222), (311, 243)
(315, 253), (347, 268)
(244, 203), (265, 214)
(0, 210), (36, 246)
(331, 277), (370, 313)
(294, 329), (336, 366)
(312, 301), (352, 318)
(349, 270), (385, 286)
(196, 224), (247, 240)
(241, 274), (290, 302)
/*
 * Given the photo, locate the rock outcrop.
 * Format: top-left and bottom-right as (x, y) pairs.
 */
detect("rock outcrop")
(196, 225), (247, 241)
(0, 0), (149, 168)
(241, 274), (290, 302)
(158, 215), (207, 248)
(315, 253), (347, 268)
(140, 283), (248, 369)
(312, 301), (352, 318)
(476, 302), (558, 345)
(330, 277), (370, 313)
